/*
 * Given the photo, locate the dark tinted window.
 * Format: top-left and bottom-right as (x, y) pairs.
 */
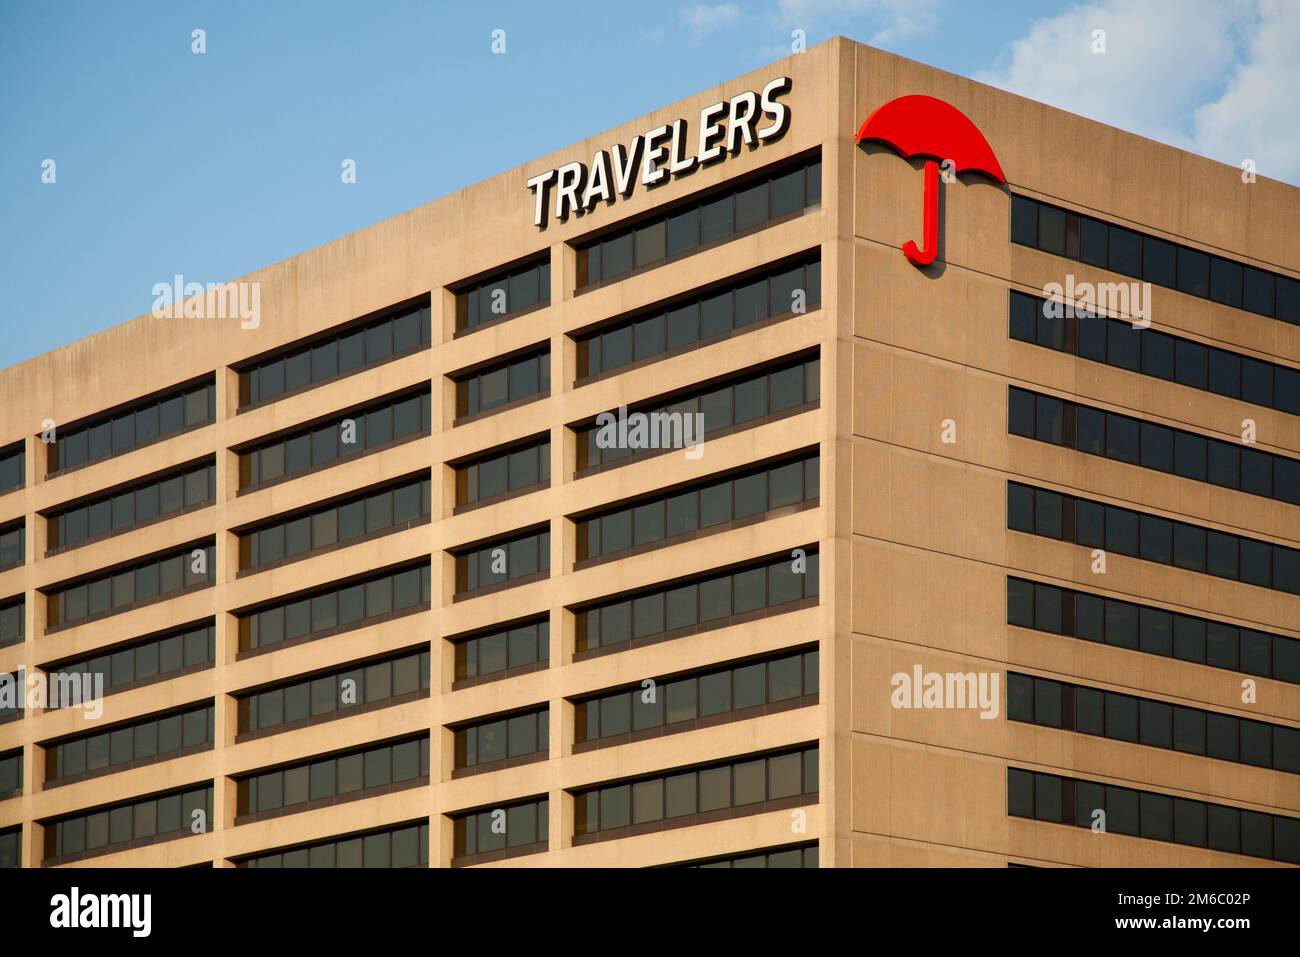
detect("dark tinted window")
(50, 379), (216, 473)
(453, 528), (550, 596)
(455, 350), (550, 419)
(239, 562), (430, 652)
(0, 444), (23, 494)
(579, 257), (820, 379)
(45, 785), (212, 861)
(578, 355), (819, 471)
(46, 544), (215, 629)
(457, 259), (549, 333)
(1008, 482), (1300, 598)
(240, 821), (429, 868)
(238, 735), (429, 817)
(579, 156), (820, 287)
(577, 648), (816, 744)
(241, 304), (430, 407)
(452, 797), (548, 860)
(1010, 196), (1296, 328)
(578, 452), (817, 561)
(577, 549), (818, 654)
(240, 475), (430, 571)
(1009, 291), (1300, 417)
(47, 704), (213, 782)
(1012, 671), (1300, 776)
(238, 648), (429, 734)
(574, 746), (817, 837)
(240, 388), (431, 489)
(49, 460), (215, 551)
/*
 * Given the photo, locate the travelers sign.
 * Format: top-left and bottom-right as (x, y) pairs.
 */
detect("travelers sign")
(527, 76), (792, 228)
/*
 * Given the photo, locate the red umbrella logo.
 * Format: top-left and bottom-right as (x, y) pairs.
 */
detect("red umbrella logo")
(856, 95), (1006, 267)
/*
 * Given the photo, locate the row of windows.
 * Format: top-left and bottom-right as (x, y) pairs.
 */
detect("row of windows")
(28, 553), (802, 711)
(238, 821), (430, 868)
(1010, 195), (1299, 324)
(453, 796), (549, 860)
(454, 437), (550, 509)
(14, 168), (817, 484)
(0, 444), (22, 494)
(0, 598), (20, 648)
(575, 648), (818, 746)
(578, 452), (818, 563)
(237, 736), (430, 817)
(577, 155), (821, 288)
(239, 303), (431, 408)
(1007, 672), (1300, 773)
(237, 562), (431, 652)
(32, 645), (813, 784)
(1008, 386), (1300, 505)
(47, 622), (215, 703)
(238, 388), (431, 489)
(576, 549), (819, 654)
(454, 618), (549, 683)
(1007, 481), (1300, 596)
(1007, 577), (1300, 684)
(0, 522), (20, 570)
(574, 745), (818, 837)
(577, 256), (822, 379)
(46, 543), (216, 629)
(47, 460), (216, 552)
(24, 355), (816, 547)
(1009, 291), (1300, 415)
(49, 378), (216, 474)
(0, 827), (16, 868)
(0, 750), (20, 799)
(454, 348), (551, 419)
(683, 843), (819, 868)
(237, 648), (431, 735)
(454, 527), (550, 595)
(45, 703), (214, 784)
(577, 354), (820, 471)
(16, 161), (824, 478)
(238, 474), (431, 571)
(1008, 767), (1300, 863)
(454, 706), (549, 771)
(44, 784), (212, 861)
(455, 258), (551, 333)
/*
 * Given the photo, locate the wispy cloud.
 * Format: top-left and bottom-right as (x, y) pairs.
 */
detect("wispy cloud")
(978, 0), (1299, 184)
(1192, 0), (1300, 184)
(775, 0), (942, 46)
(681, 3), (744, 40)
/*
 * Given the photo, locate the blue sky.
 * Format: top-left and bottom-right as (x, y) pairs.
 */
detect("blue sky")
(1, 0), (1294, 370)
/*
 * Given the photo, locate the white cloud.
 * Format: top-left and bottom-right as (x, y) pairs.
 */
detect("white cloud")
(1193, 0), (1300, 184)
(978, 0), (1300, 185)
(681, 4), (744, 38)
(776, 0), (941, 46)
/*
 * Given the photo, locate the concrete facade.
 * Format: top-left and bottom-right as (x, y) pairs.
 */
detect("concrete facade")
(0, 37), (1296, 867)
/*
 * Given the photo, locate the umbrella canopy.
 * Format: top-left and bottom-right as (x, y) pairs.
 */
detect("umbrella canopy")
(856, 94), (1006, 185)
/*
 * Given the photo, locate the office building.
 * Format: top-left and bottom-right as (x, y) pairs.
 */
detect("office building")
(0, 37), (1297, 868)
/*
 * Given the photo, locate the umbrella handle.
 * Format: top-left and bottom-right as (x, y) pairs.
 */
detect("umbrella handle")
(903, 159), (939, 267)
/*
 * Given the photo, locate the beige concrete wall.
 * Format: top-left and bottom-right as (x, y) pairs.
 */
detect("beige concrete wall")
(845, 39), (1300, 867)
(2, 34), (1297, 870)
(0, 39), (846, 868)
